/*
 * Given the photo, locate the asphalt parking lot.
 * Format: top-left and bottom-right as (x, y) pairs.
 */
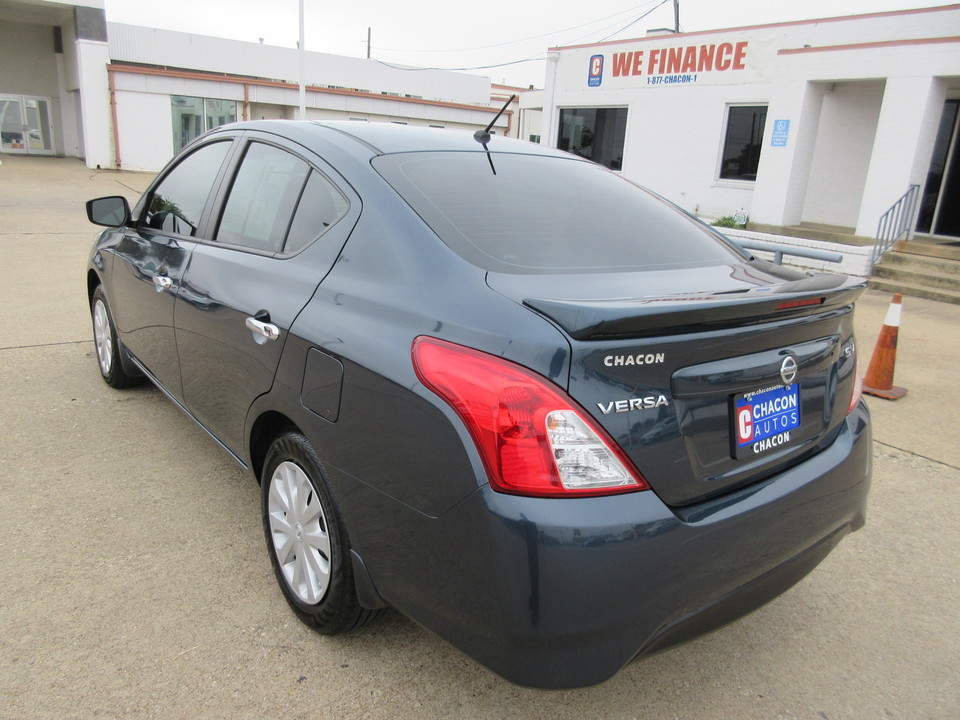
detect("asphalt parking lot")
(1, 154), (958, 719)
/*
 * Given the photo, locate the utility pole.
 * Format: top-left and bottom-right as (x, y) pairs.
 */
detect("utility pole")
(367, 27), (371, 59)
(674, 0), (680, 33)
(298, 0), (306, 120)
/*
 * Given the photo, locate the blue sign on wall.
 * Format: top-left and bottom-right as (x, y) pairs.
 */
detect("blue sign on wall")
(588, 55), (604, 87)
(771, 119), (790, 147)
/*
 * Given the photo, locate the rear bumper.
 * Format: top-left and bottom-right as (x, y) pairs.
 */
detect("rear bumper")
(355, 402), (871, 689)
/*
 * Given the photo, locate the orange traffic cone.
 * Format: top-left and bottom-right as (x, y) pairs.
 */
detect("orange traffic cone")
(862, 293), (907, 400)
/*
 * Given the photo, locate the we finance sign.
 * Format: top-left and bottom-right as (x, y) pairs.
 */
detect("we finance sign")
(584, 38), (769, 88)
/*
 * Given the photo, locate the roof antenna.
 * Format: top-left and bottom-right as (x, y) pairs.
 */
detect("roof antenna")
(474, 94), (515, 175)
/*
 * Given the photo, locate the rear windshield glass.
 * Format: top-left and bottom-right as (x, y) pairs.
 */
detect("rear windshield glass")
(373, 151), (743, 274)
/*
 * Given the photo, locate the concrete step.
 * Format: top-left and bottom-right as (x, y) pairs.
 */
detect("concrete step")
(747, 222), (874, 246)
(870, 249), (960, 303)
(867, 277), (960, 305)
(895, 239), (960, 261)
(877, 251), (960, 277)
(872, 265), (960, 292)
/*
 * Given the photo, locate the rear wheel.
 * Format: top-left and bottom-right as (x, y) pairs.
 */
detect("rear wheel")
(91, 285), (141, 388)
(261, 431), (376, 634)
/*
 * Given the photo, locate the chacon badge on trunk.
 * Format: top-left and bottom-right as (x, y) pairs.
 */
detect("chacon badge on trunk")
(780, 355), (798, 385)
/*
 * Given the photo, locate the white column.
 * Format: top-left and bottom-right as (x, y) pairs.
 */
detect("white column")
(854, 76), (947, 237)
(750, 81), (826, 227)
(75, 38), (112, 169)
(542, 52), (560, 149)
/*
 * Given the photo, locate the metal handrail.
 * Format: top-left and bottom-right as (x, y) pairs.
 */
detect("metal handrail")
(731, 239), (843, 265)
(873, 184), (921, 269)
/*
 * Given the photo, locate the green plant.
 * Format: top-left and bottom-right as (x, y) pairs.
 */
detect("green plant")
(712, 215), (747, 228)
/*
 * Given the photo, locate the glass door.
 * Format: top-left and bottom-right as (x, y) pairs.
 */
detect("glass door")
(0, 95), (54, 155)
(0, 96), (26, 152)
(917, 99), (960, 239)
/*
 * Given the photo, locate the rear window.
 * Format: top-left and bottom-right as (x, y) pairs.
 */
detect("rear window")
(373, 151), (742, 274)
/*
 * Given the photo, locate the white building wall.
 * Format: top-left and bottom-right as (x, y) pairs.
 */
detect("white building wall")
(801, 81), (884, 228)
(60, 18), (80, 91)
(856, 75), (950, 237)
(115, 91), (173, 171)
(55, 34), (81, 159)
(771, 40), (959, 235)
(545, 5), (960, 233)
(111, 65), (513, 170)
(107, 23), (491, 106)
(0, 20), (63, 154)
(752, 80), (825, 228)
(0, 21), (60, 98)
(621, 85), (774, 218)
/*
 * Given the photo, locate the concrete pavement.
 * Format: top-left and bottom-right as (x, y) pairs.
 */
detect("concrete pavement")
(1, 155), (958, 719)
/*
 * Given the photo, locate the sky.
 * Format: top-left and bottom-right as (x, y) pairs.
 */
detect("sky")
(104, 0), (953, 88)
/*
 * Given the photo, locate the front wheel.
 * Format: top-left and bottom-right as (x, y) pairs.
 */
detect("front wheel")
(261, 431), (376, 634)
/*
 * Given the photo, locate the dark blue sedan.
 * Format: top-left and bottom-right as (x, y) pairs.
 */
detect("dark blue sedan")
(85, 120), (871, 688)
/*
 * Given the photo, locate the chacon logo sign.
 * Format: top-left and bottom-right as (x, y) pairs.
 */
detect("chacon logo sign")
(588, 54), (604, 87)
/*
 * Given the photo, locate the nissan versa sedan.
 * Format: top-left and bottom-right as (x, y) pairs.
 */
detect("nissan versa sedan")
(85, 120), (871, 689)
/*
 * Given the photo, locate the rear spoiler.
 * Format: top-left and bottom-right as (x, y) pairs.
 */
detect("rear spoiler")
(524, 274), (867, 340)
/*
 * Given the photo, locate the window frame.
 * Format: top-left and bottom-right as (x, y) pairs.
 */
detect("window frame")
(717, 103), (768, 184)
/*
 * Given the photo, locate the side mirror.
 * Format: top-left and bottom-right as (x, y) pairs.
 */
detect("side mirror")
(86, 196), (131, 227)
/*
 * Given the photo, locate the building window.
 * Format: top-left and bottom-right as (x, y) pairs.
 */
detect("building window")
(719, 105), (767, 181)
(171, 96), (238, 153)
(529, 134), (541, 144)
(557, 108), (627, 170)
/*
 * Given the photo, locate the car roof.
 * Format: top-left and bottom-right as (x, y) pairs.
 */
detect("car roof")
(220, 119), (569, 158)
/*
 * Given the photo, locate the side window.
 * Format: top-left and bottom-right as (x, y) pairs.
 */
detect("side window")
(217, 143), (310, 252)
(284, 170), (349, 254)
(143, 140), (231, 236)
(217, 141), (348, 254)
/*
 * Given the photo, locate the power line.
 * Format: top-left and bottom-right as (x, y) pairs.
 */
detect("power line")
(596, 0), (672, 42)
(371, 0), (663, 55)
(370, 0), (673, 75)
(372, 55), (548, 73)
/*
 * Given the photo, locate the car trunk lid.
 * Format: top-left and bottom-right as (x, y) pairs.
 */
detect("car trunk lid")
(488, 260), (865, 506)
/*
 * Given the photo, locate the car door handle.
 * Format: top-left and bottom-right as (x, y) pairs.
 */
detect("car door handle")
(153, 275), (173, 292)
(246, 317), (280, 344)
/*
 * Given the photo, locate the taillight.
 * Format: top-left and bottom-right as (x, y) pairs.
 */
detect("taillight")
(412, 336), (649, 497)
(847, 338), (863, 414)
(776, 297), (824, 311)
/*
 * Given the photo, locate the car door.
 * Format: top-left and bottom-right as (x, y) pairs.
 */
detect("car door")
(175, 135), (356, 455)
(108, 138), (235, 399)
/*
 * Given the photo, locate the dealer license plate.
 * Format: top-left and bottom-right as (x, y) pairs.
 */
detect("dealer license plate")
(733, 383), (800, 457)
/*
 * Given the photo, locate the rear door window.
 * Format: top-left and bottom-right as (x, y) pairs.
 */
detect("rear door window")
(216, 141), (348, 254)
(374, 152), (742, 274)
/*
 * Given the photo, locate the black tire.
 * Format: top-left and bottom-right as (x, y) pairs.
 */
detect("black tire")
(90, 285), (141, 388)
(261, 431), (377, 634)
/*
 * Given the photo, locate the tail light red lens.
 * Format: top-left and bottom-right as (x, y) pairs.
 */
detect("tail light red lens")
(412, 336), (649, 497)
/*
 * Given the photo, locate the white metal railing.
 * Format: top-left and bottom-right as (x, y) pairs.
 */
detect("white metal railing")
(873, 184), (921, 269)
